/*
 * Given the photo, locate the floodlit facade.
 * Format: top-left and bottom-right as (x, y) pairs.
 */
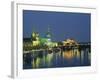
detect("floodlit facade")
(62, 39), (78, 46)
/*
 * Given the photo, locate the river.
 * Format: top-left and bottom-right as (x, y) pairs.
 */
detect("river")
(23, 47), (91, 69)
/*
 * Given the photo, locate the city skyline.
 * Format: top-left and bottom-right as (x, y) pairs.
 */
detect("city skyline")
(23, 10), (91, 42)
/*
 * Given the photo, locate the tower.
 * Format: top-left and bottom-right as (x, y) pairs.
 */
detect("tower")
(44, 26), (52, 48)
(46, 27), (52, 40)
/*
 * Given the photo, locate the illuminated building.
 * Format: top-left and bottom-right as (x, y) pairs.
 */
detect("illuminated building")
(62, 39), (78, 46)
(31, 32), (40, 47)
(43, 27), (52, 47)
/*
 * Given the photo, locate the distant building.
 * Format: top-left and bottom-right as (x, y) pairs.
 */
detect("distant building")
(31, 32), (40, 47)
(62, 39), (78, 46)
(43, 27), (52, 47)
(39, 27), (58, 48)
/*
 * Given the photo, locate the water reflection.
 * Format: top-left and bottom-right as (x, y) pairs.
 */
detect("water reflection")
(23, 48), (91, 69)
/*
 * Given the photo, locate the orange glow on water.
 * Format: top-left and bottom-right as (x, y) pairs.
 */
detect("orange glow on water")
(63, 49), (80, 59)
(63, 50), (74, 59)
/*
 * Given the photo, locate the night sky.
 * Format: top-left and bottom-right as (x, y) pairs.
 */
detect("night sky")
(23, 10), (91, 42)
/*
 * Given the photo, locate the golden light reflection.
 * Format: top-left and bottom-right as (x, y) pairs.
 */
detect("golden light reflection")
(63, 50), (74, 59)
(63, 49), (80, 59)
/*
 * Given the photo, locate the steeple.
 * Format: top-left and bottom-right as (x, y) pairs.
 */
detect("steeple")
(46, 26), (52, 38)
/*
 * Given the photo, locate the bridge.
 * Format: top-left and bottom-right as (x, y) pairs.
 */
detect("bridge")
(23, 42), (90, 54)
(23, 47), (61, 54)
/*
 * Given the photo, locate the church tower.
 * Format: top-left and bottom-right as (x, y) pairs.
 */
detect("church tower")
(46, 27), (52, 39)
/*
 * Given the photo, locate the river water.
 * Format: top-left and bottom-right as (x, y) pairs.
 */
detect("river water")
(23, 47), (91, 69)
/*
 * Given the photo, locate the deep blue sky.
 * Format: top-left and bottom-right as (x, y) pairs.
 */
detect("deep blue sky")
(23, 10), (91, 42)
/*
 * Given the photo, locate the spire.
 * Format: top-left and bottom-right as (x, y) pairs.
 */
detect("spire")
(47, 26), (50, 33)
(31, 25), (37, 38)
(46, 25), (52, 38)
